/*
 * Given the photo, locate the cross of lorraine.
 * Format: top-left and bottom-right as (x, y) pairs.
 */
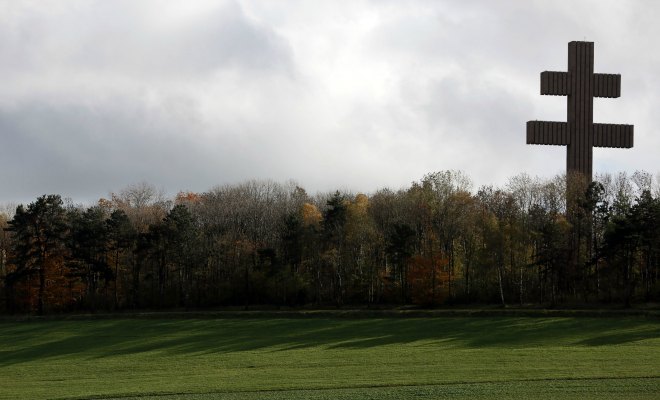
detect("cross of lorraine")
(527, 41), (634, 182)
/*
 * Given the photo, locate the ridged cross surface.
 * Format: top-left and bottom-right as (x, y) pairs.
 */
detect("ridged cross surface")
(527, 41), (633, 181)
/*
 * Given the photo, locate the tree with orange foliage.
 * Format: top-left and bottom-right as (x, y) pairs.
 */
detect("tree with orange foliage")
(175, 191), (201, 205)
(407, 254), (449, 305)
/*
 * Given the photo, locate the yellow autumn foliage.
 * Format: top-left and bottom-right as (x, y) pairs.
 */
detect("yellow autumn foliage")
(301, 202), (322, 227)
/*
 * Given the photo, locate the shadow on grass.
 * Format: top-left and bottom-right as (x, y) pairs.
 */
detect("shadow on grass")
(0, 317), (658, 366)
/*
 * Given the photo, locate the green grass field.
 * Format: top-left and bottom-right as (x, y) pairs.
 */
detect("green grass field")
(0, 315), (658, 399)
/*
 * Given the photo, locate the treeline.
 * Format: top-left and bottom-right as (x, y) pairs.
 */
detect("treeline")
(1, 171), (659, 314)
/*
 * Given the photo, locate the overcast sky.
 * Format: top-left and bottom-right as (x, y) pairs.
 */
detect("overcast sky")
(1, 0), (658, 204)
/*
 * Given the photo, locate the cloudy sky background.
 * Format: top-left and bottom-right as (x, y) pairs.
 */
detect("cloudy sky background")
(1, 0), (658, 204)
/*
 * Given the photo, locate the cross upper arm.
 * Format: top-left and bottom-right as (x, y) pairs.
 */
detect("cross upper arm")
(593, 73), (621, 98)
(540, 71), (570, 96)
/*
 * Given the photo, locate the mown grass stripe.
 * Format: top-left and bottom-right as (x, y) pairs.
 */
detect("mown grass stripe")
(1, 317), (658, 400)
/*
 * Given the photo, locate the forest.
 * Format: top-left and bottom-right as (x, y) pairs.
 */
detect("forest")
(1, 170), (659, 314)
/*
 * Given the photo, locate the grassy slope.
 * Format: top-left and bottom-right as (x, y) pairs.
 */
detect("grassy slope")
(0, 317), (658, 399)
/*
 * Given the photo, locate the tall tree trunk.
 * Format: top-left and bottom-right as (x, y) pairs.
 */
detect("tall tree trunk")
(244, 260), (250, 310)
(464, 260), (470, 301)
(38, 250), (46, 315)
(519, 265), (523, 305)
(447, 242), (453, 302)
(114, 249), (120, 310)
(132, 257), (141, 309)
(430, 243), (436, 305)
(497, 264), (506, 307)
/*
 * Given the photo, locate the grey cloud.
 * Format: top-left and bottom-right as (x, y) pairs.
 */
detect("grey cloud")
(0, 1), (294, 78)
(0, 101), (217, 202)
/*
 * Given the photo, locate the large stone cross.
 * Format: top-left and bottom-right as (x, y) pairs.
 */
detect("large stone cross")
(527, 41), (633, 182)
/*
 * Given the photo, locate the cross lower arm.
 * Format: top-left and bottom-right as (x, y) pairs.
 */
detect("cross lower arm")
(527, 121), (569, 145)
(593, 123), (633, 148)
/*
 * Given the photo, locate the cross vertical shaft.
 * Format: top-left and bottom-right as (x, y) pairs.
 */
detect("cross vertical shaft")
(568, 42), (594, 179)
